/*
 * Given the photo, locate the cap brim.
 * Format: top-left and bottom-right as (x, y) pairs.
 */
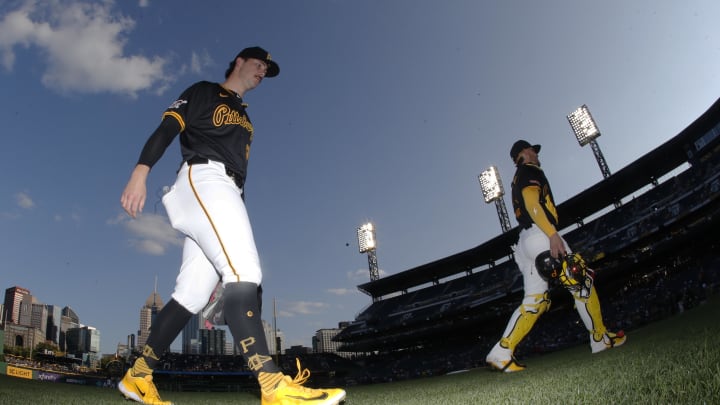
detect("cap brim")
(265, 61), (279, 78)
(533, 144), (541, 153)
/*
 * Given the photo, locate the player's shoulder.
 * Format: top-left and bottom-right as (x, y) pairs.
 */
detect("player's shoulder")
(514, 164), (544, 184)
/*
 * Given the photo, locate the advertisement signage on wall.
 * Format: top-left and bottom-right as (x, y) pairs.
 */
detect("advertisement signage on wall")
(7, 365), (33, 379)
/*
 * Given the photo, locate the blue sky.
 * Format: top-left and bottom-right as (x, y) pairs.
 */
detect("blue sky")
(1, 0), (719, 355)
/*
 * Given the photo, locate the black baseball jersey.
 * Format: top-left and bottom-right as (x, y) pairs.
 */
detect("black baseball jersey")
(511, 163), (559, 230)
(138, 81), (254, 185)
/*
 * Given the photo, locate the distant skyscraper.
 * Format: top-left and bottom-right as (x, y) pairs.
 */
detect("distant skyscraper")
(137, 278), (164, 349)
(262, 319), (284, 355)
(182, 313), (204, 354)
(3, 286), (30, 325)
(18, 293), (34, 327)
(66, 325), (101, 367)
(46, 305), (63, 345)
(314, 328), (342, 354)
(30, 302), (48, 335)
(60, 306), (80, 351)
(199, 328), (225, 355)
(224, 336), (234, 355)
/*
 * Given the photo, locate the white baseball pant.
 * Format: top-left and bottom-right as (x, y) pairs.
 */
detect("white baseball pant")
(161, 160), (262, 314)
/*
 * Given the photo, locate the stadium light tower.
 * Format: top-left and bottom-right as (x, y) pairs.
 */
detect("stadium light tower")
(567, 104), (621, 208)
(357, 222), (380, 282)
(567, 104), (612, 179)
(478, 166), (512, 233)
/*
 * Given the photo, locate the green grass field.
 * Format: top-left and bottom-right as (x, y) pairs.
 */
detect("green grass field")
(1, 294), (719, 405)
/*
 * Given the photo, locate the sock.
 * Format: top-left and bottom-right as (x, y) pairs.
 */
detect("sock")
(222, 281), (282, 392)
(132, 298), (193, 376)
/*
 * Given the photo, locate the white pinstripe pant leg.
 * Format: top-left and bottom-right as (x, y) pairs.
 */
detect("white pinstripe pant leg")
(162, 161), (263, 313)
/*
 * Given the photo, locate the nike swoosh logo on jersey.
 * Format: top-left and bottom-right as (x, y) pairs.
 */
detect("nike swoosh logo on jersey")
(219, 92), (229, 97)
(287, 392), (329, 401)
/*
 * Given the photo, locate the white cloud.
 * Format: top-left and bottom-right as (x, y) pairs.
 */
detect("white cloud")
(326, 288), (353, 296)
(109, 211), (182, 255)
(15, 191), (34, 209)
(282, 301), (329, 317)
(348, 267), (386, 282)
(0, 0), (170, 96)
(190, 50), (212, 75)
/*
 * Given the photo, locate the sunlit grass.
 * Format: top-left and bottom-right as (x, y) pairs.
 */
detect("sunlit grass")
(1, 294), (718, 404)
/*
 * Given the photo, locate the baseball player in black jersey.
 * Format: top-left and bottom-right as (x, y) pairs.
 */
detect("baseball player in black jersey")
(485, 140), (626, 373)
(119, 47), (345, 405)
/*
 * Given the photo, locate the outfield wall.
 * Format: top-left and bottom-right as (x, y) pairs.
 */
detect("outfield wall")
(0, 361), (113, 387)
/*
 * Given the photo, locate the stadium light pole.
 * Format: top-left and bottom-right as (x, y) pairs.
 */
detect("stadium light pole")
(567, 104), (621, 209)
(357, 222), (380, 282)
(567, 104), (612, 179)
(478, 166), (513, 233)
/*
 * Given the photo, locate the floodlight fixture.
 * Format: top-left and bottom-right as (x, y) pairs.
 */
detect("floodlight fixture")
(478, 166), (504, 203)
(357, 222), (376, 253)
(478, 166), (513, 233)
(357, 222), (380, 283)
(566, 104), (618, 206)
(567, 104), (601, 147)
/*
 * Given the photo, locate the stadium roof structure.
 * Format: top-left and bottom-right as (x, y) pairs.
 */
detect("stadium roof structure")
(358, 97), (720, 299)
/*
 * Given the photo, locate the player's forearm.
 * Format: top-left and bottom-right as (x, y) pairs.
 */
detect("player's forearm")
(130, 164), (151, 181)
(522, 187), (557, 237)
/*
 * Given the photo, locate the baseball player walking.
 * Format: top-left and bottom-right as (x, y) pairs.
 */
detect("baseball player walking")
(485, 140), (626, 372)
(119, 47), (346, 405)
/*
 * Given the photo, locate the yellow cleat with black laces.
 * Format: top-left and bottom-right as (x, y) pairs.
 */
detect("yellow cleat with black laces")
(261, 359), (346, 405)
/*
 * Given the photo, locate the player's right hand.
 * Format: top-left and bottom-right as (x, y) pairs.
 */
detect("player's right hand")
(120, 165), (150, 218)
(549, 233), (567, 258)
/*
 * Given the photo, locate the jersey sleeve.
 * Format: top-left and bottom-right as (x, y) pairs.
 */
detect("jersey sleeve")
(521, 186), (558, 237)
(137, 116), (182, 168)
(135, 83), (203, 168)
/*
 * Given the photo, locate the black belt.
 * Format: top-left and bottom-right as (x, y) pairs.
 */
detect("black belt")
(186, 157), (244, 189)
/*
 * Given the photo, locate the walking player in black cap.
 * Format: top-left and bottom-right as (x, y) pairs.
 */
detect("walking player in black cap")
(119, 46), (345, 405)
(485, 140), (626, 373)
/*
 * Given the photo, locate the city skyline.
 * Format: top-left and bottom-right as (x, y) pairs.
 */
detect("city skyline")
(2, 282), (312, 356)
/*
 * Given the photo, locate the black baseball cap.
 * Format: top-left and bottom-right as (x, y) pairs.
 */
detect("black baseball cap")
(510, 140), (541, 163)
(225, 46), (280, 78)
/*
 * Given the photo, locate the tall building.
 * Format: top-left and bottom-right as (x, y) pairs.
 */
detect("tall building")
(199, 328), (225, 355)
(137, 282), (164, 349)
(3, 286), (30, 325)
(60, 306), (80, 351)
(46, 305), (63, 345)
(17, 293), (34, 327)
(66, 325), (101, 368)
(262, 319), (284, 355)
(314, 328), (342, 354)
(224, 336), (234, 355)
(30, 302), (48, 336)
(182, 313), (204, 354)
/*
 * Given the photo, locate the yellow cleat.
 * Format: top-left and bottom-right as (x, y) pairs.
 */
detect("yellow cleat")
(262, 359), (346, 405)
(591, 330), (627, 354)
(118, 370), (174, 405)
(486, 355), (527, 373)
